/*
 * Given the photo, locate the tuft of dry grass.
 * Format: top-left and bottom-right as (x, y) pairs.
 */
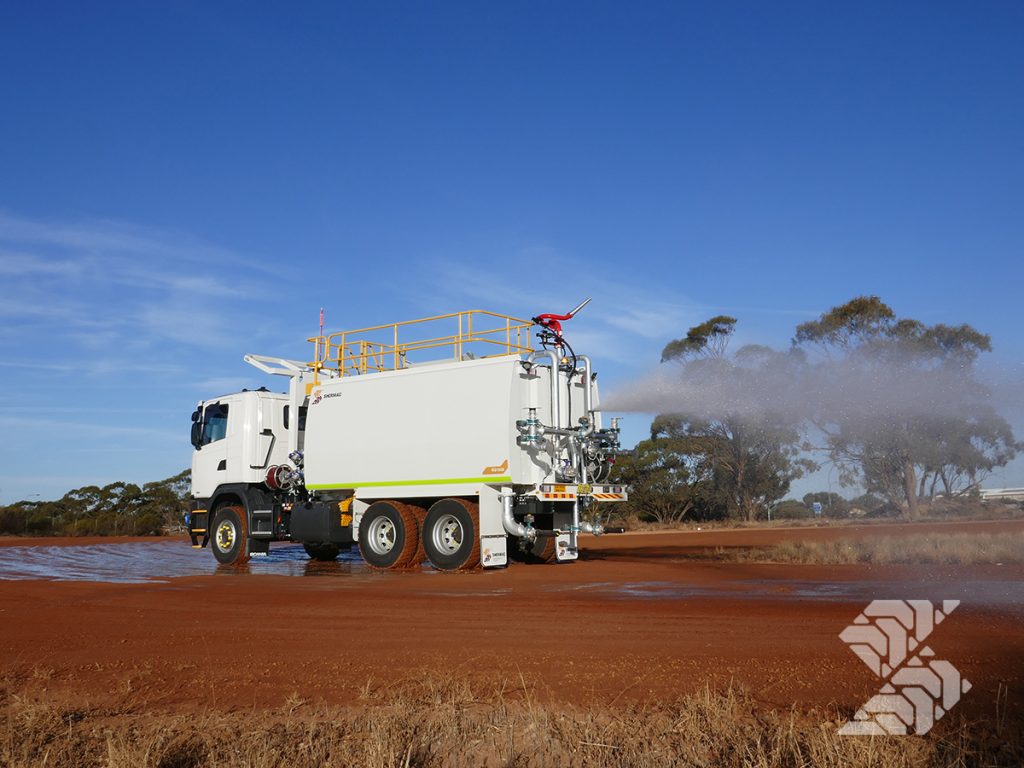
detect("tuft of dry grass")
(726, 532), (1024, 565)
(1, 676), (1020, 768)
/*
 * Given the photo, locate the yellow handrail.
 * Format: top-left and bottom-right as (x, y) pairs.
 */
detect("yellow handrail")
(308, 310), (534, 376)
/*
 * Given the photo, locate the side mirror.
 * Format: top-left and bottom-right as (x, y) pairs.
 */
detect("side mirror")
(190, 420), (202, 450)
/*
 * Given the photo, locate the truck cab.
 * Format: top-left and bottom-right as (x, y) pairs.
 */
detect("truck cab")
(190, 389), (296, 498)
(189, 388), (347, 564)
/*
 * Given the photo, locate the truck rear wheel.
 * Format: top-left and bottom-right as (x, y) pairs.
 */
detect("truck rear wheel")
(529, 536), (558, 563)
(302, 542), (341, 561)
(211, 505), (249, 565)
(358, 501), (420, 569)
(422, 498), (481, 571)
(509, 535), (558, 564)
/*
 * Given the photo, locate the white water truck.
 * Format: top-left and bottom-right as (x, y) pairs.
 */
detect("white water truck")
(186, 302), (627, 570)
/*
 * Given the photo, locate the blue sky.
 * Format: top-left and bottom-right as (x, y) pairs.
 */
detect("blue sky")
(1, 1), (1022, 503)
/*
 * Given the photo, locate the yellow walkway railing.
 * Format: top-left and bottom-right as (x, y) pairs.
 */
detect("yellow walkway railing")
(308, 310), (534, 377)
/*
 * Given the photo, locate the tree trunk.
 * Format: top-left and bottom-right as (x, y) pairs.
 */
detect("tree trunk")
(741, 492), (756, 522)
(941, 469), (952, 498)
(903, 460), (919, 520)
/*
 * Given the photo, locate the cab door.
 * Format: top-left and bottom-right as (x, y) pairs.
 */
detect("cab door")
(191, 399), (233, 498)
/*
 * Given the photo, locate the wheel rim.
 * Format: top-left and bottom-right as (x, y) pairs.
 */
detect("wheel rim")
(366, 515), (397, 555)
(215, 520), (236, 552)
(431, 513), (464, 555)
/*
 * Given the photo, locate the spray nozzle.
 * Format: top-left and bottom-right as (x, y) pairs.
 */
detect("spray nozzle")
(533, 298), (591, 349)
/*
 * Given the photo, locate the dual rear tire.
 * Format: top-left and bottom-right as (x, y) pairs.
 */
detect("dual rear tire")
(422, 498), (480, 572)
(358, 498), (480, 571)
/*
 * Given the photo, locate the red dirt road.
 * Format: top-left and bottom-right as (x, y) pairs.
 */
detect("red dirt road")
(1, 521), (1022, 727)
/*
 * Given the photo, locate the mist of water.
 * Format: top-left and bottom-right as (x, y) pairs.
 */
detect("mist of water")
(603, 352), (1023, 435)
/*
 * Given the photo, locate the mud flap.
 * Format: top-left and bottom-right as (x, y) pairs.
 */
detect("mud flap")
(555, 532), (578, 562)
(480, 534), (508, 568)
(550, 509), (578, 562)
(247, 538), (270, 558)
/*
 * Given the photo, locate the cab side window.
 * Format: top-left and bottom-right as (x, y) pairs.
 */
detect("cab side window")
(202, 403), (229, 444)
(283, 405), (307, 431)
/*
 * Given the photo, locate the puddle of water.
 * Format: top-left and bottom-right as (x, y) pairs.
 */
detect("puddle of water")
(0, 540), (373, 584)
(2, 542), (1021, 614)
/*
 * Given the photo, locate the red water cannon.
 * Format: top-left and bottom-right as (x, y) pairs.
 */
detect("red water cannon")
(532, 298), (591, 349)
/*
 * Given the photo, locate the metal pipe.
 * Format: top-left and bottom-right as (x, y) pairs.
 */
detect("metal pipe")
(500, 488), (537, 542)
(579, 441), (588, 486)
(527, 349), (562, 430)
(570, 498), (604, 536)
(576, 355), (594, 422)
(567, 297), (592, 317)
(575, 356), (606, 483)
(573, 357), (596, 483)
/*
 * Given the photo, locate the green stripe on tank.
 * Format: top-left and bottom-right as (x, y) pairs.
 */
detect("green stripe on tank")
(306, 475), (512, 490)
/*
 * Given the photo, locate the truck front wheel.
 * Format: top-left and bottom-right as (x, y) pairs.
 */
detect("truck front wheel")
(211, 505), (249, 565)
(358, 501), (420, 569)
(422, 498), (481, 571)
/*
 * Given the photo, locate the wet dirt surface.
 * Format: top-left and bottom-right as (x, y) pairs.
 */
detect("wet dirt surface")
(1, 521), (1022, 727)
(0, 540), (371, 582)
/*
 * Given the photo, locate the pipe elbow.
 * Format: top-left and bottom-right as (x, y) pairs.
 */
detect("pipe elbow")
(500, 490), (537, 542)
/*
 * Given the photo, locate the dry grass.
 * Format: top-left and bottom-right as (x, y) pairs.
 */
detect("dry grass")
(727, 531), (1024, 565)
(613, 515), (841, 534)
(611, 499), (1024, 534)
(1, 675), (1020, 768)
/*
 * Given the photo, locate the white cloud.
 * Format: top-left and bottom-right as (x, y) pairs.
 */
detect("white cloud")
(0, 360), (76, 372)
(136, 302), (234, 347)
(79, 358), (185, 376)
(195, 376), (260, 393)
(0, 404), (179, 414)
(0, 250), (85, 277)
(0, 415), (181, 441)
(0, 211), (250, 270)
(0, 211), (275, 362)
(0, 296), (79, 319)
(600, 299), (695, 340)
(114, 264), (246, 297)
(413, 250), (702, 364)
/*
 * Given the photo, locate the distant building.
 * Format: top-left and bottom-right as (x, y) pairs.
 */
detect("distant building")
(980, 488), (1024, 502)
